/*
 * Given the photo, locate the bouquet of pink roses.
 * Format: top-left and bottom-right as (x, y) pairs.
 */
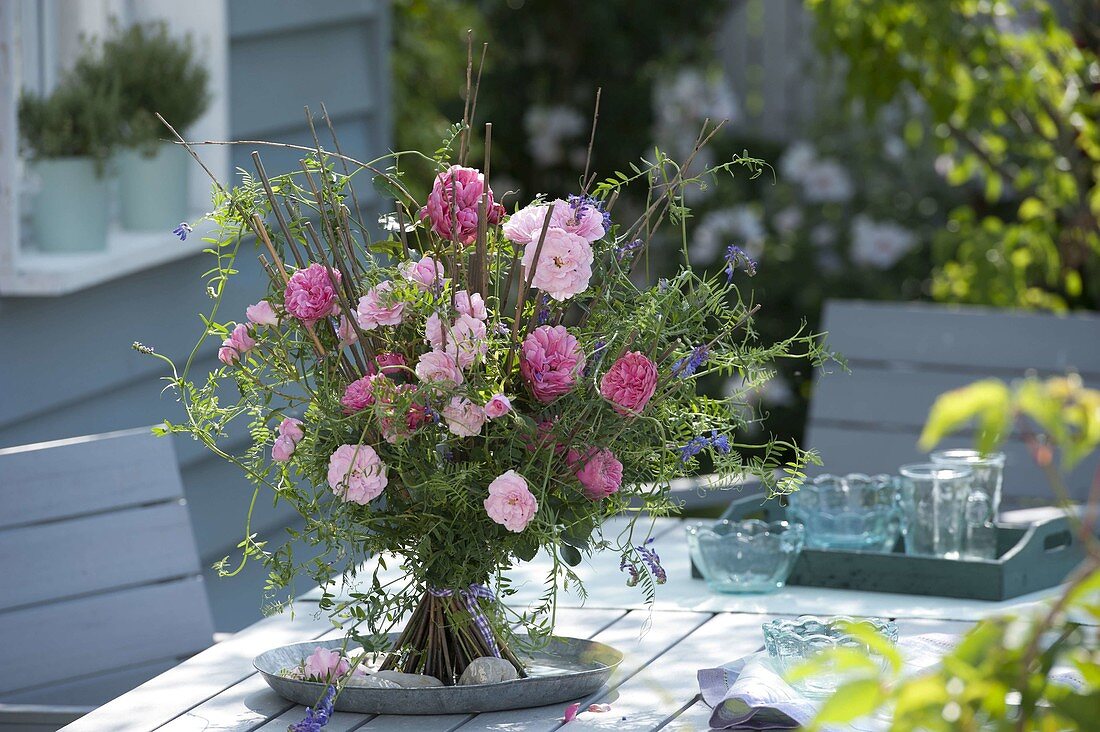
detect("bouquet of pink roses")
(145, 103), (828, 685)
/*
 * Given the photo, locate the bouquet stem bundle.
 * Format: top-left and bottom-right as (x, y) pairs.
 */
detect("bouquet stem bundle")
(378, 590), (526, 683)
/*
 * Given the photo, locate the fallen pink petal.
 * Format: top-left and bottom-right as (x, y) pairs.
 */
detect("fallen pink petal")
(562, 702), (582, 723)
(588, 703), (612, 713)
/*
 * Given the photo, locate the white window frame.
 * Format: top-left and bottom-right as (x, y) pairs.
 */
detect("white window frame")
(0, 0), (229, 296)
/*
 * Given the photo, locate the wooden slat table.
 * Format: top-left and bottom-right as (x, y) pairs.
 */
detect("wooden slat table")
(67, 517), (1082, 732)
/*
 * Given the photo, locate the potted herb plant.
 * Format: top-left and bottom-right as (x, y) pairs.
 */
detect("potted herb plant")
(76, 21), (210, 231)
(18, 76), (120, 253)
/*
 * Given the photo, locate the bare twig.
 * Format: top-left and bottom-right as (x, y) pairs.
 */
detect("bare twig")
(581, 88), (602, 194)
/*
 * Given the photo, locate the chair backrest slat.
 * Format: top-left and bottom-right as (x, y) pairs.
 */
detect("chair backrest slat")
(0, 502), (203, 612)
(0, 427), (184, 530)
(0, 428), (214, 701)
(0, 578), (212, 694)
(806, 300), (1100, 505)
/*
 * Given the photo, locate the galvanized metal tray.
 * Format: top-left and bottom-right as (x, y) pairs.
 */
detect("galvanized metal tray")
(254, 634), (622, 714)
(689, 493), (1088, 601)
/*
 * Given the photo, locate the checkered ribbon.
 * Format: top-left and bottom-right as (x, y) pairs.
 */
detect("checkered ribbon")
(428, 584), (501, 658)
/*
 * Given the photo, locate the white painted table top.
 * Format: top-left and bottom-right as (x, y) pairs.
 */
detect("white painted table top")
(67, 517), (1073, 732)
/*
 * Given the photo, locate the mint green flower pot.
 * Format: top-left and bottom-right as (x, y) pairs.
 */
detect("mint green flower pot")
(30, 157), (111, 253)
(117, 142), (189, 231)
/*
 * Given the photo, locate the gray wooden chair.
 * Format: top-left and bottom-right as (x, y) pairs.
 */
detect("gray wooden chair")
(806, 299), (1100, 507)
(0, 427), (215, 730)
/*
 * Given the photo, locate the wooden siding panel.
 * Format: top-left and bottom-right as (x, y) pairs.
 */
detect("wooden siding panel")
(230, 25), (378, 138)
(228, 0), (379, 40)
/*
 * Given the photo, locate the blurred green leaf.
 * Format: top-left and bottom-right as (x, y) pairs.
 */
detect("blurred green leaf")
(918, 379), (1012, 453)
(810, 678), (885, 727)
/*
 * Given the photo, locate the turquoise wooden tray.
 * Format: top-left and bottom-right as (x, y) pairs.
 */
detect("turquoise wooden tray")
(690, 493), (1088, 601)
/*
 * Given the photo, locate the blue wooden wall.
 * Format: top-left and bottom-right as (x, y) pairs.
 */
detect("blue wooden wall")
(0, 0), (390, 631)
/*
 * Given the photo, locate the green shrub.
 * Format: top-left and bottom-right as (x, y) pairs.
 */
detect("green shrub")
(73, 20), (210, 155)
(18, 76), (122, 172)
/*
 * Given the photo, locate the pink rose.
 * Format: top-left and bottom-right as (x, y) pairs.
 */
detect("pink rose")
(550, 198), (606, 243)
(414, 351), (464, 387)
(246, 300), (279, 327)
(520, 325), (585, 403)
(374, 352), (406, 375)
(447, 313), (488, 369)
(356, 281), (406, 330)
(425, 312), (446, 351)
(502, 203), (552, 246)
(484, 470), (538, 533)
(304, 647), (350, 682)
(271, 435), (296, 462)
(278, 417), (304, 443)
(218, 323), (257, 366)
(419, 165), (504, 246)
(442, 396), (487, 437)
(520, 228), (593, 301)
(455, 290), (488, 321)
(483, 394), (512, 419)
(399, 255), (444, 290)
(327, 444), (388, 505)
(335, 315), (358, 345)
(341, 375), (378, 413)
(600, 351), (658, 416)
(568, 447), (624, 500)
(284, 263), (340, 323)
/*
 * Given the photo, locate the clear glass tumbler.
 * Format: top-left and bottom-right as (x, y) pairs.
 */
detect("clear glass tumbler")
(899, 463), (974, 559)
(930, 449), (1006, 560)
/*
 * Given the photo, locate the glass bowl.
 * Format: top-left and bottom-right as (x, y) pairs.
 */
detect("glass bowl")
(685, 519), (805, 594)
(762, 615), (899, 697)
(787, 474), (903, 551)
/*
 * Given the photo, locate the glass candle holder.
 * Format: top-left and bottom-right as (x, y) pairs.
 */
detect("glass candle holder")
(930, 449), (1005, 560)
(786, 474), (903, 551)
(762, 615), (899, 697)
(899, 463), (974, 559)
(685, 519), (805, 594)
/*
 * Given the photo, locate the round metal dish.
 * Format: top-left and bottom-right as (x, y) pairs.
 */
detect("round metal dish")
(254, 634), (622, 714)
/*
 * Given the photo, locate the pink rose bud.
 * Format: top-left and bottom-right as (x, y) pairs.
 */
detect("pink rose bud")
(271, 435), (297, 462)
(327, 444), (388, 505)
(246, 300), (280, 327)
(356, 280), (407, 330)
(217, 323), (256, 366)
(336, 315), (358, 345)
(303, 647), (350, 682)
(278, 417), (304, 444)
(483, 394), (512, 419)
(455, 290), (488, 321)
(484, 470), (538, 532)
(442, 396), (487, 437)
(374, 351), (407, 375)
(283, 263), (340, 323)
(399, 255), (444, 290)
(600, 351), (658, 417)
